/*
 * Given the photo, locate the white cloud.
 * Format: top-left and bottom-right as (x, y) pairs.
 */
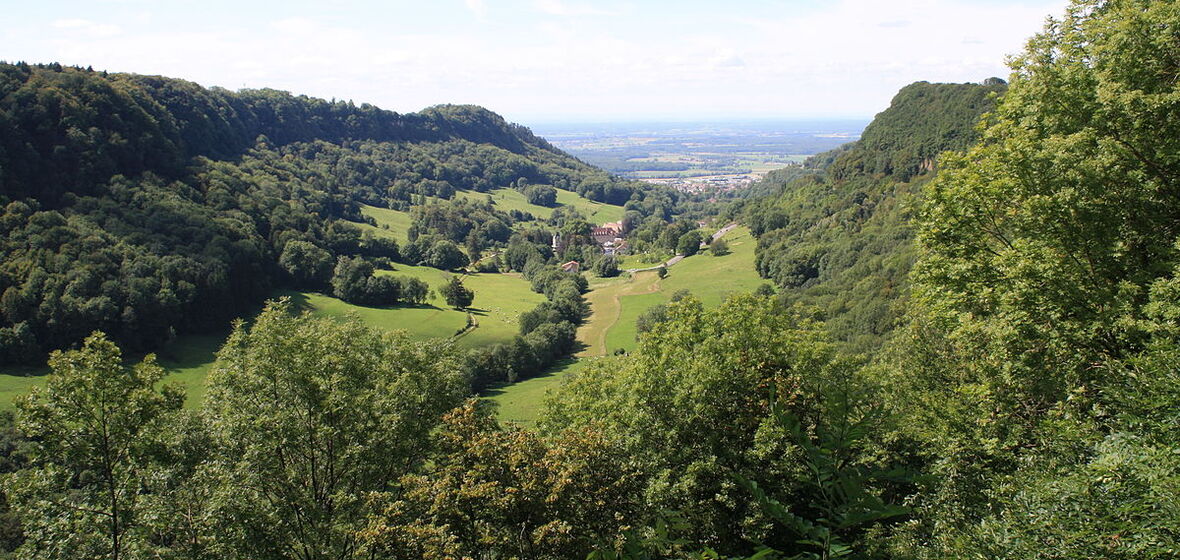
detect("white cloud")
(532, 0), (619, 17)
(51, 18), (122, 38)
(465, 0), (488, 19)
(270, 17), (320, 34)
(14, 0), (1069, 121)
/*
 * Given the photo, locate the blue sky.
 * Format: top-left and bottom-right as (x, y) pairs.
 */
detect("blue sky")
(1, 0), (1068, 125)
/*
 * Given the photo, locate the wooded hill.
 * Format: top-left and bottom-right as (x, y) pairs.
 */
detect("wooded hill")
(0, 63), (675, 364)
(740, 80), (1006, 351)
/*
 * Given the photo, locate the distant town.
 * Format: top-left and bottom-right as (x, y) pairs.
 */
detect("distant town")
(639, 170), (779, 194)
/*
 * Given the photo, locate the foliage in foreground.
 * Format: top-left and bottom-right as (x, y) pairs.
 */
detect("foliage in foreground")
(362, 400), (643, 559)
(544, 294), (908, 557)
(885, 0), (1180, 556)
(3, 301), (469, 559)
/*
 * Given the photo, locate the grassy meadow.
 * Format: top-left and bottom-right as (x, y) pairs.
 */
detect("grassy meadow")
(0, 265), (545, 411)
(358, 203), (414, 241)
(484, 226), (765, 423)
(351, 187), (626, 245)
(0, 332), (227, 410)
(603, 227), (764, 353)
(482, 358), (592, 426)
(456, 187), (625, 224)
(0, 224), (756, 420)
(284, 264), (545, 349)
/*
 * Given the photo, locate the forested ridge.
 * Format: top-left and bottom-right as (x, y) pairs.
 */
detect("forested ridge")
(3, 0), (1180, 559)
(738, 80), (1006, 352)
(0, 62), (673, 364)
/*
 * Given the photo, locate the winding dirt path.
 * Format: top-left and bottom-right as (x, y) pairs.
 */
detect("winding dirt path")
(580, 223), (740, 356)
(576, 271), (661, 357)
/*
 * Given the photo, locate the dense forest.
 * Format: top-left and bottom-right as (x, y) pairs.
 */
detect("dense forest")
(0, 63), (677, 365)
(735, 80), (1007, 352)
(2, 0), (1179, 559)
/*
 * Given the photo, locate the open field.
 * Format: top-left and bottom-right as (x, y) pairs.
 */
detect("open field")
(483, 358), (593, 426)
(0, 331), (226, 410)
(484, 226), (765, 423)
(456, 187), (624, 224)
(358, 204), (414, 241)
(616, 253), (669, 269)
(283, 266), (544, 349)
(599, 226), (763, 354)
(534, 120), (865, 180)
(355, 188), (625, 241)
(0, 266), (545, 411)
(576, 272), (661, 357)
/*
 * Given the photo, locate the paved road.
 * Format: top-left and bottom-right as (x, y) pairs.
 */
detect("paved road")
(707, 222), (739, 244)
(624, 222), (737, 273)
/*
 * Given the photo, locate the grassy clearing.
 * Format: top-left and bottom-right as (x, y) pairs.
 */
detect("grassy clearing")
(576, 272), (661, 357)
(357, 188), (626, 244)
(483, 358), (592, 426)
(357, 204), (414, 242)
(484, 227), (764, 424)
(0, 331), (225, 411)
(617, 253), (669, 269)
(600, 226), (764, 354)
(284, 264), (546, 349)
(457, 188), (625, 225)
(0, 265), (545, 411)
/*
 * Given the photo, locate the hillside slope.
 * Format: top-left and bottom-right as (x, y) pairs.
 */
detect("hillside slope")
(0, 63), (667, 364)
(743, 80), (1006, 351)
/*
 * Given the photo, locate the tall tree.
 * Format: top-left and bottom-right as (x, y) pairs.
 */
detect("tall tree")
(4, 333), (182, 560)
(440, 276), (475, 309)
(891, 1), (1180, 556)
(202, 300), (468, 560)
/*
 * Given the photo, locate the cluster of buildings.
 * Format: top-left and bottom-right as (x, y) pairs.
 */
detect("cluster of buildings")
(641, 173), (759, 194)
(591, 221), (627, 256)
(552, 220), (629, 273)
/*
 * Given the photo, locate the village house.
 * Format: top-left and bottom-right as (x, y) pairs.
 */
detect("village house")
(591, 226), (618, 245)
(560, 260), (580, 273)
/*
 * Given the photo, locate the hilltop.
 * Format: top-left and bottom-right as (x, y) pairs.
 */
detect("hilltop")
(739, 79), (1007, 351)
(0, 62), (675, 365)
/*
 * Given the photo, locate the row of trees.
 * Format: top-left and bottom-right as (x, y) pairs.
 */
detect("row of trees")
(466, 236), (591, 390)
(329, 257), (430, 307)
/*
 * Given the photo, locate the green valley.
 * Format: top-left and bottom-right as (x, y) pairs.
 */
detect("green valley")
(4, 2), (1179, 559)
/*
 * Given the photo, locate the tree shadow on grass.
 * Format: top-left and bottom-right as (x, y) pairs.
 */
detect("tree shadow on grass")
(479, 357), (581, 398)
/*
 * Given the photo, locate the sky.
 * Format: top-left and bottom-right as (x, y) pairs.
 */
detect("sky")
(1, 0), (1069, 125)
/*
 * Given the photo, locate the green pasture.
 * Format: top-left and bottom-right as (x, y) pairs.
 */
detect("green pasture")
(281, 265), (544, 349)
(357, 204), (414, 242)
(483, 358), (592, 427)
(484, 226), (764, 423)
(598, 226), (763, 354)
(0, 266), (544, 411)
(456, 188), (625, 224)
(0, 332), (225, 411)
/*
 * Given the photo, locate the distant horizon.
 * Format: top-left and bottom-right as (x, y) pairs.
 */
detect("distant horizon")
(2, 0), (1067, 122)
(3, 58), (881, 126)
(524, 116), (874, 127)
(2, 59), (881, 126)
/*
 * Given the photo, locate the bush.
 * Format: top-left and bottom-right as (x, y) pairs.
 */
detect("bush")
(523, 184), (558, 207)
(280, 240), (334, 288)
(593, 256), (620, 278)
(677, 231), (703, 256)
(425, 240), (469, 270)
